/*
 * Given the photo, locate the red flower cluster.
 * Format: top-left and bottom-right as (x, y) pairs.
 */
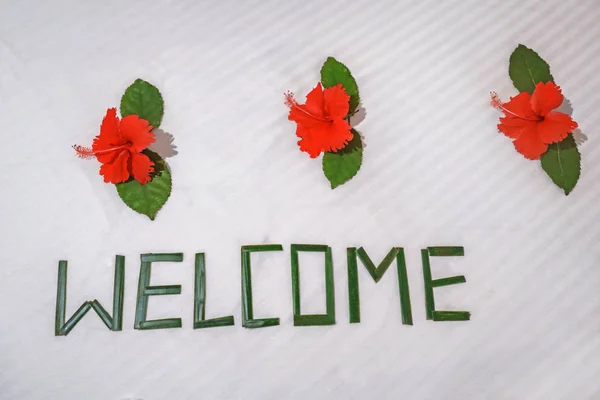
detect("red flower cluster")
(285, 83), (353, 158)
(491, 81), (578, 160)
(74, 108), (156, 184)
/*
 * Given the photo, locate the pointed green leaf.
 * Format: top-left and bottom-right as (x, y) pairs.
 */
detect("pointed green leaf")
(120, 79), (164, 128)
(322, 130), (363, 189)
(115, 151), (172, 220)
(540, 134), (580, 195)
(509, 44), (554, 94)
(320, 57), (360, 115)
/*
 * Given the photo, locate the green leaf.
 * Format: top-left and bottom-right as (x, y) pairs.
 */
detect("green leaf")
(509, 44), (554, 94)
(120, 79), (164, 128)
(115, 150), (172, 220)
(540, 134), (580, 195)
(320, 57), (360, 115)
(322, 130), (363, 189)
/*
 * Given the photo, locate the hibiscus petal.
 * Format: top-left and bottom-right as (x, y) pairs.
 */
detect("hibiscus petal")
(93, 108), (126, 154)
(537, 111), (578, 144)
(288, 83), (352, 158)
(323, 84), (350, 119)
(288, 83), (327, 127)
(100, 108), (121, 141)
(99, 150), (130, 183)
(502, 92), (538, 120)
(320, 119), (353, 153)
(130, 152), (155, 184)
(497, 116), (536, 139)
(305, 83), (325, 114)
(288, 106), (322, 128)
(531, 81), (564, 116)
(119, 115), (155, 153)
(512, 131), (548, 160)
(296, 125), (321, 158)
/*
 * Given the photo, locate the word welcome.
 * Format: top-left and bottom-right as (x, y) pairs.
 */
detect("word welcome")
(55, 245), (469, 336)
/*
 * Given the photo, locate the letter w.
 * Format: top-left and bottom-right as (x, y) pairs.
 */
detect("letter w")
(55, 256), (125, 336)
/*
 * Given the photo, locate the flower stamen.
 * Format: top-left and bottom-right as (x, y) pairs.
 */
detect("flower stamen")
(72, 145), (95, 159)
(72, 143), (131, 159)
(490, 92), (542, 121)
(285, 91), (331, 123)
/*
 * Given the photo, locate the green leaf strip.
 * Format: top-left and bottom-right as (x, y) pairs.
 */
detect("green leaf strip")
(55, 256), (125, 336)
(421, 247), (470, 322)
(347, 247), (413, 325)
(134, 253), (183, 330)
(241, 245), (283, 329)
(291, 244), (336, 326)
(194, 253), (235, 329)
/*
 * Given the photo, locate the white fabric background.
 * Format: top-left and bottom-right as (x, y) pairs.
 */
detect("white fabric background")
(1, 0), (599, 399)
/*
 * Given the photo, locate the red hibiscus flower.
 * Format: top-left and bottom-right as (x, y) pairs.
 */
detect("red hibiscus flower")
(285, 83), (353, 158)
(491, 81), (578, 160)
(73, 108), (156, 184)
